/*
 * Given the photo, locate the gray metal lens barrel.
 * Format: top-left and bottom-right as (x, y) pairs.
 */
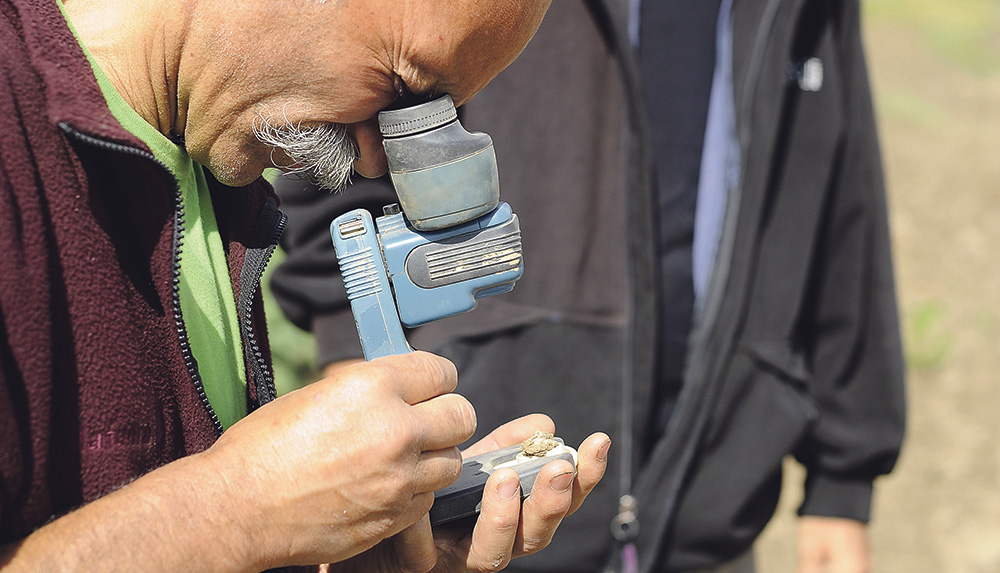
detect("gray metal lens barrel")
(378, 95), (500, 231)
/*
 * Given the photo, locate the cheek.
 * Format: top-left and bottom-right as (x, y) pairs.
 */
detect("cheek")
(199, 136), (270, 188)
(349, 119), (388, 178)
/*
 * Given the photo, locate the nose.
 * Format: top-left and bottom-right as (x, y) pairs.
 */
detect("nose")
(349, 119), (388, 178)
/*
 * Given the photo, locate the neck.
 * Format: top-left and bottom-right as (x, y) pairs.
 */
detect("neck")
(63, 0), (190, 141)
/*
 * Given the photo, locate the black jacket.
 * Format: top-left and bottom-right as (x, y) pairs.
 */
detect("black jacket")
(271, 1), (905, 571)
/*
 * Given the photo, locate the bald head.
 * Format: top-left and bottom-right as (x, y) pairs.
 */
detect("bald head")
(394, 1), (552, 104)
(63, 0), (550, 187)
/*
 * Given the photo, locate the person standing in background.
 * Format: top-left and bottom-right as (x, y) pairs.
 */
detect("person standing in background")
(272, 1), (906, 572)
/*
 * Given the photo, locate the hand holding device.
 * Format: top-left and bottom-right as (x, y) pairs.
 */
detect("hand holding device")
(330, 95), (577, 525)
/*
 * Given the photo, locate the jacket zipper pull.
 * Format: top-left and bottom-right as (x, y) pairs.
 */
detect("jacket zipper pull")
(611, 493), (640, 542)
(609, 494), (640, 573)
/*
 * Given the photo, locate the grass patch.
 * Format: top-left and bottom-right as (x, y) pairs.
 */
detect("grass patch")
(263, 247), (320, 396)
(877, 87), (946, 127)
(864, 0), (1000, 75)
(903, 300), (952, 372)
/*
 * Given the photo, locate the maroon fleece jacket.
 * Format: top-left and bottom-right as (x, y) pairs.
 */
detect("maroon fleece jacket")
(0, 0), (280, 540)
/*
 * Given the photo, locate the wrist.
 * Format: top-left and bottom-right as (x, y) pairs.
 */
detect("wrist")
(1, 450), (262, 572)
(183, 445), (275, 572)
(138, 450), (265, 572)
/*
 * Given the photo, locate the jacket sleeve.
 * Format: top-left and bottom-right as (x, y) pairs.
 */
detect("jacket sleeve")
(268, 175), (397, 366)
(793, 0), (906, 523)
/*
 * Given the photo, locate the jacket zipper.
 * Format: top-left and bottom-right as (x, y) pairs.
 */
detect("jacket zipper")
(598, 0), (790, 570)
(60, 123), (226, 435)
(237, 200), (286, 406)
(585, 0), (659, 559)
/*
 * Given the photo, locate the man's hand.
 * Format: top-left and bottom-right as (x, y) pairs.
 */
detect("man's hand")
(798, 516), (871, 573)
(0, 351), (472, 572)
(329, 414), (611, 573)
(205, 351), (476, 570)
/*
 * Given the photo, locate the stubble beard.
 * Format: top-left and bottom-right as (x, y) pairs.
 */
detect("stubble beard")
(253, 111), (359, 193)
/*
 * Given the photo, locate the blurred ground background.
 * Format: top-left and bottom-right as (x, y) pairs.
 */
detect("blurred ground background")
(263, 0), (1000, 570)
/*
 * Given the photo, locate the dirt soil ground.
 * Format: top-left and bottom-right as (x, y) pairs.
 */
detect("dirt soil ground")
(756, 4), (1000, 572)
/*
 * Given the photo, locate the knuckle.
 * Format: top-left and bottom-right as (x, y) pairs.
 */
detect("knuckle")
(375, 478), (412, 512)
(361, 513), (400, 543)
(382, 417), (420, 453)
(431, 353), (459, 388)
(345, 359), (391, 386)
(483, 509), (519, 536)
(454, 396), (477, 437)
(431, 394), (477, 441)
(444, 448), (464, 482)
(412, 491), (435, 514)
(530, 494), (571, 521)
(520, 532), (552, 554)
(418, 351), (458, 393)
(374, 499), (414, 534)
(470, 550), (510, 572)
(333, 367), (394, 409)
(486, 554), (511, 572)
(365, 467), (420, 513)
(390, 479), (415, 505)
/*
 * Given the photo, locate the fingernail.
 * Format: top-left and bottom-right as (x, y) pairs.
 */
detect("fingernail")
(497, 477), (521, 499)
(597, 438), (612, 462)
(550, 471), (575, 493)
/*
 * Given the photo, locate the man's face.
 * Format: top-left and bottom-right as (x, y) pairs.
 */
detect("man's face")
(182, 0), (550, 189)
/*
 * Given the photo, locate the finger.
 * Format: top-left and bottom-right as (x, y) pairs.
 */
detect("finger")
(349, 118), (388, 178)
(513, 458), (575, 557)
(412, 392), (477, 451)
(360, 351), (459, 404)
(465, 468), (521, 571)
(566, 432), (611, 517)
(369, 491), (437, 552)
(411, 447), (464, 493)
(393, 513), (438, 573)
(462, 413), (555, 457)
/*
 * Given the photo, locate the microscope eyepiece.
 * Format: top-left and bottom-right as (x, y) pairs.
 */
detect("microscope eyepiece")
(378, 95), (500, 231)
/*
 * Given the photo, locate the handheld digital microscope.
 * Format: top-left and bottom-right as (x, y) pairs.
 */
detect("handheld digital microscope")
(329, 95), (576, 525)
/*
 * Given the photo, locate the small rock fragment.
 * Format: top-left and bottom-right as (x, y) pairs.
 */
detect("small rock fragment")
(520, 430), (559, 457)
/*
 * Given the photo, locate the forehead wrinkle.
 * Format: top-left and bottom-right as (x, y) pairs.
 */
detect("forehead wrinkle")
(389, 1), (538, 106)
(389, 1), (454, 98)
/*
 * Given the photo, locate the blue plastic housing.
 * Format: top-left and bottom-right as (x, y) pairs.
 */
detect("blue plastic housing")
(331, 202), (523, 360)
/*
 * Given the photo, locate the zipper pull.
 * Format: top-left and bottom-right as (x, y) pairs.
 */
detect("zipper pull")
(609, 495), (640, 573)
(611, 493), (640, 543)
